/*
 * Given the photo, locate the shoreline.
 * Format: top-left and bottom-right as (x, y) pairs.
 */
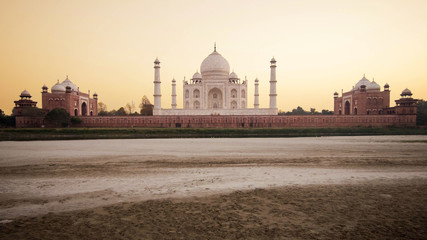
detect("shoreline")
(1, 127), (426, 141)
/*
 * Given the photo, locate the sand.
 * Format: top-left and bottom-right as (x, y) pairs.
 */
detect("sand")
(0, 135), (426, 239)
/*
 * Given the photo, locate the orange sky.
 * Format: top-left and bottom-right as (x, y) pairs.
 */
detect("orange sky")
(1, 0), (426, 114)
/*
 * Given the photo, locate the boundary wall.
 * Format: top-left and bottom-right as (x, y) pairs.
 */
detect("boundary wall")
(78, 115), (416, 128)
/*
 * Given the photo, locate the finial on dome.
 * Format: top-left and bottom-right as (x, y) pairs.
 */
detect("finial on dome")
(363, 73), (365, 78)
(214, 42), (216, 52)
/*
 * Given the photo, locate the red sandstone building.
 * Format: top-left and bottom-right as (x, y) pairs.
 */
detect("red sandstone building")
(333, 75), (417, 117)
(41, 76), (98, 116)
(334, 75), (390, 115)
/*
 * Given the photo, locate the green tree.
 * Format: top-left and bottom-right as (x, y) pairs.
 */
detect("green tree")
(44, 108), (71, 127)
(0, 109), (16, 127)
(417, 100), (427, 126)
(115, 107), (127, 116)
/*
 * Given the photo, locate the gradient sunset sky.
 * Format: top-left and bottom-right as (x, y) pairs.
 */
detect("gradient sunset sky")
(1, 0), (426, 114)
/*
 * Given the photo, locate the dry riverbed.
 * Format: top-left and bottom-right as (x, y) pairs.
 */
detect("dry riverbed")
(0, 136), (426, 239)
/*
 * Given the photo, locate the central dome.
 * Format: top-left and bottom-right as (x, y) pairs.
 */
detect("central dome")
(200, 50), (230, 77)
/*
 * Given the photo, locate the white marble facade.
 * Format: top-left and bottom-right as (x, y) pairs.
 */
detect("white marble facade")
(153, 46), (277, 115)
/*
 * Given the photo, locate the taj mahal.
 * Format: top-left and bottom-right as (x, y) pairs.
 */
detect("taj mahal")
(153, 45), (278, 116)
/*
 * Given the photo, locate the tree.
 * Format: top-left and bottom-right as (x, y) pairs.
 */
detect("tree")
(125, 101), (136, 115)
(44, 108), (71, 127)
(0, 109), (15, 127)
(321, 109), (334, 115)
(98, 102), (107, 112)
(417, 100), (427, 126)
(140, 95), (153, 116)
(116, 107), (127, 116)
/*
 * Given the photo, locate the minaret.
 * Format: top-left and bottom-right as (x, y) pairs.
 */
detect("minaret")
(254, 78), (259, 109)
(171, 78), (177, 109)
(269, 57), (277, 109)
(153, 58), (161, 110)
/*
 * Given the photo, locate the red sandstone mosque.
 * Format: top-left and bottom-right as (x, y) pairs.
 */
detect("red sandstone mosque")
(41, 76), (99, 116)
(333, 74), (417, 116)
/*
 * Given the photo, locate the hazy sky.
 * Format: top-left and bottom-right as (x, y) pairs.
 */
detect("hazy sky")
(1, 0), (426, 114)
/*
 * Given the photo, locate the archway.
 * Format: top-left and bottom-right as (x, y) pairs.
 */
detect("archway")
(208, 88), (223, 109)
(193, 89), (200, 98)
(81, 102), (87, 116)
(231, 89), (237, 98)
(231, 100), (237, 109)
(344, 101), (350, 115)
(193, 101), (200, 109)
(74, 109), (78, 116)
(354, 108), (358, 115)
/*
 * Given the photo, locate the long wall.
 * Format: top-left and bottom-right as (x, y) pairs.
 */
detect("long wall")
(78, 115), (416, 128)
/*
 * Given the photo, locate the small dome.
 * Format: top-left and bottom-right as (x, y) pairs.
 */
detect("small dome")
(334, 91), (338, 95)
(61, 76), (78, 92)
(42, 84), (48, 89)
(384, 83), (389, 88)
(367, 80), (381, 90)
(200, 51), (230, 77)
(255, 78), (259, 82)
(229, 72), (238, 79)
(401, 88), (412, 96)
(154, 58), (160, 64)
(270, 57), (276, 63)
(172, 78), (176, 83)
(355, 75), (371, 90)
(93, 92), (98, 96)
(52, 81), (66, 93)
(192, 72), (202, 79)
(20, 89), (31, 97)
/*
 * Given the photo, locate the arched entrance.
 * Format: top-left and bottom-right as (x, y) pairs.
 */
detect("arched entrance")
(354, 108), (358, 115)
(344, 101), (350, 115)
(208, 88), (223, 109)
(81, 102), (87, 116)
(74, 109), (78, 116)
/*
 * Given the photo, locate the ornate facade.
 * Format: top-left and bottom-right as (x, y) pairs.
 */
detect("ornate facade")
(153, 46), (278, 115)
(41, 76), (98, 116)
(334, 75), (391, 115)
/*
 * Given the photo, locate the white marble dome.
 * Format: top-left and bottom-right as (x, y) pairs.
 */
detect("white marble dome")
(200, 51), (230, 77)
(192, 72), (202, 79)
(401, 88), (412, 96)
(229, 72), (238, 79)
(20, 89), (31, 97)
(51, 81), (66, 93)
(367, 80), (381, 90)
(61, 76), (78, 92)
(354, 75), (371, 90)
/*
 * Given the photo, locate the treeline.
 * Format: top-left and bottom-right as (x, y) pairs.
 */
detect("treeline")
(0, 109), (15, 127)
(417, 100), (427, 126)
(98, 95), (153, 116)
(279, 106), (334, 115)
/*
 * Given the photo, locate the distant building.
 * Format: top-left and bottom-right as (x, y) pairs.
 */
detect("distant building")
(334, 75), (418, 116)
(13, 90), (38, 116)
(153, 45), (278, 115)
(41, 76), (98, 116)
(13, 90), (44, 127)
(334, 75), (391, 115)
(387, 88), (418, 115)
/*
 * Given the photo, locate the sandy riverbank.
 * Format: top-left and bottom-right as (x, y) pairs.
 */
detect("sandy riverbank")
(0, 136), (426, 239)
